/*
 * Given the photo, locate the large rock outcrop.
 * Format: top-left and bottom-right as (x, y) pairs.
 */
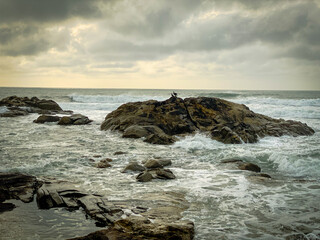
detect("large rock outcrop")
(0, 96), (70, 117)
(101, 96), (314, 144)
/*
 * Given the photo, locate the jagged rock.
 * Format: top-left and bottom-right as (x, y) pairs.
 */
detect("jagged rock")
(0, 172), (40, 203)
(238, 163), (261, 172)
(69, 217), (195, 240)
(136, 171), (153, 182)
(58, 114), (92, 125)
(0, 96), (67, 117)
(101, 96), (314, 144)
(121, 162), (146, 173)
(33, 115), (61, 123)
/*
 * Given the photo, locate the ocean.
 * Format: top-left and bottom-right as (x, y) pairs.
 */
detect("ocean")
(0, 88), (319, 239)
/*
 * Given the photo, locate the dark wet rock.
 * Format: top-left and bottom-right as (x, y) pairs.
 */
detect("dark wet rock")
(121, 162), (146, 173)
(101, 96), (314, 144)
(69, 217), (195, 240)
(93, 155), (102, 158)
(154, 169), (176, 180)
(0, 172), (41, 203)
(238, 163), (261, 172)
(95, 159), (112, 168)
(144, 159), (163, 169)
(114, 151), (127, 155)
(58, 114), (92, 125)
(33, 115), (61, 123)
(220, 159), (262, 172)
(0, 202), (16, 213)
(136, 171), (153, 182)
(144, 133), (176, 145)
(0, 95), (68, 117)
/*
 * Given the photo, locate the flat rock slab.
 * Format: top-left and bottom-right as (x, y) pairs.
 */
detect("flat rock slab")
(101, 96), (314, 144)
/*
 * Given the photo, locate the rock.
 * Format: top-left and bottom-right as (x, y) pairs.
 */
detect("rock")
(144, 159), (163, 169)
(144, 133), (176, 145)
(58, 114), (92, 125)
(95, 159), (112, 168)
(58, 116), (73, 125)
(69, 217), (195, 240)
(0, 107), (28, 117)
(0, 172), (40, 203)
(158, 159), (172, 167)
(114, 151), (127, 155)
(238, 163), (261, 172)
(121, 162), (146, 173)
(33, 115), (61, 123)
(155, 169), (176, 179)
(0, 96), (67, 117)
(101, 96), (314, 145)
(122, 125), (149, 138)
(136, 171), (153, 182)
(255, 173), (272, 178)
(93, 155), (102, 158)
(0, 202), (16, 213)
(36, 182), (122, 225)
(220, 158), (244, 164)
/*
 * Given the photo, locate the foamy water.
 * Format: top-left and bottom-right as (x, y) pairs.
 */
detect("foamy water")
(0, 88), (319, 239)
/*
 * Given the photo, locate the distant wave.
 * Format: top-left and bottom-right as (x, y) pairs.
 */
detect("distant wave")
(235, 97), (320, 107)
(68, 94), (167, 104)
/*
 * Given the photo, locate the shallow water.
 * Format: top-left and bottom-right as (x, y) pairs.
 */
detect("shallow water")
(0, 88), (319, 239)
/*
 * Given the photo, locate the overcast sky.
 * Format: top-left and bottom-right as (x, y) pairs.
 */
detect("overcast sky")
(0, 0), (319, 90)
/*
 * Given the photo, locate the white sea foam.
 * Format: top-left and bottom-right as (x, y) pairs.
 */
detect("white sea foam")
(0, 106), (8, 113)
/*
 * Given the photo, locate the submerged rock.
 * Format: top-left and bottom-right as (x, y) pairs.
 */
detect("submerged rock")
(220, 159), (262, 173)
(101, 96), (314, 144)
(238, 162), (261, 172)
(0, 96), (68, 117)
(95, 159), (112, 168)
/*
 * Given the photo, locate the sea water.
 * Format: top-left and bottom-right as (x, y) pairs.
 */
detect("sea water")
(0, 88), (319, 239)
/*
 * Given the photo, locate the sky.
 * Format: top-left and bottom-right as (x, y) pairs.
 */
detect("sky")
(0, 0), (319, 90)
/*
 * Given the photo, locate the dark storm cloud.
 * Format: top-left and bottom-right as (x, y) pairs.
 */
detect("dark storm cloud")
(0, 0), (319, 63)
(0, 0), (103, 23)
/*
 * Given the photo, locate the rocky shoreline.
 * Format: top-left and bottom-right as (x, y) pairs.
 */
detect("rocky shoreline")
(0, 95), (317, 239)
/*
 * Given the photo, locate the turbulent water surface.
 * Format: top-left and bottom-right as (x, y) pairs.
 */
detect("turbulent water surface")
(0, 88), (319, 240)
